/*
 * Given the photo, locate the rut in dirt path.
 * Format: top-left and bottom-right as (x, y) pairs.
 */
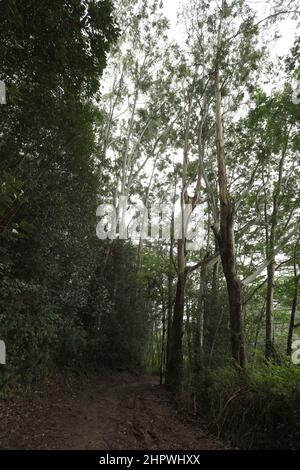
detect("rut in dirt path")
(0, 370), (223, 450)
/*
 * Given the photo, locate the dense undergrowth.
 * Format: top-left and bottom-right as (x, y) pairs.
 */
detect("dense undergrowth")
(188, 363), (300, 449)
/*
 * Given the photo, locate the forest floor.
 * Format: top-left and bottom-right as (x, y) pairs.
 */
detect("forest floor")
(0, 368), (223, 450)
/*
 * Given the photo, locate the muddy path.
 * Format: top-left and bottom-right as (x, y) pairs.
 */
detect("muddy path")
(0, 369), (223, 450)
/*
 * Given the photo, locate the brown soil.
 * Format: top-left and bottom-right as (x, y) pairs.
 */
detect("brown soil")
(0, 368), (223, 450)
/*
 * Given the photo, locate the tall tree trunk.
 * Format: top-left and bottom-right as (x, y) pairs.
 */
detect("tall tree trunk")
(186, 299), (193, 376)
(160, 307), (166, 385)
(165, 239), (186, 392)
(214, 69), (246, 368)
(166, 257), (174, 369)
(166, 180), (176, 370)
(252, 300), (266, 360)
(121, 66), (139, 196)
(287, 262), (299, 356)
(194, 264), (206, 372)
(265, 259), (275, 359)
(265, 130), (289, 360)
(165, 76), (195, 392)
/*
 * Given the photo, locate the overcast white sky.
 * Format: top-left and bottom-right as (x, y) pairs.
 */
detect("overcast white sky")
(163, 0), (298, 58)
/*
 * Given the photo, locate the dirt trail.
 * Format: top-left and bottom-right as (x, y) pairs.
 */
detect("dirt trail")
(0, 369), (222, 450)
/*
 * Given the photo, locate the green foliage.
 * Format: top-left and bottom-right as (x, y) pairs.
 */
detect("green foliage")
(86, 241), (150, 368)
(0, 0), (118, 384)
(194, 363), (300, 449)
(0, 0), (300, 451)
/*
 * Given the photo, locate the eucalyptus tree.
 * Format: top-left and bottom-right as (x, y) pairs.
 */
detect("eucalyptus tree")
(243, 88), (300, 359)
(287, 253), (300, 356)
(98, 0), (174, 207)
(164, 0), (263, 381)
(164, 0), (300, 379)
(164, 0), (223, 391)
(92, 0), (181, 365)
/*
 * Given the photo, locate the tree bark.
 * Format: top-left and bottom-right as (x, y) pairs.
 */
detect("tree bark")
(265, 259), (275, 359)
(166, 256), (174, 369)
(165, 75), (196, 392)
(165, 240), (186, 392)
(194, 264), (206, 372)
(160, 307), (166, 385)
(287, 262), (299, 356)
(214, 69), (246, 369)
(185, 304), (191, 375)
(264, 132), (288, 360)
